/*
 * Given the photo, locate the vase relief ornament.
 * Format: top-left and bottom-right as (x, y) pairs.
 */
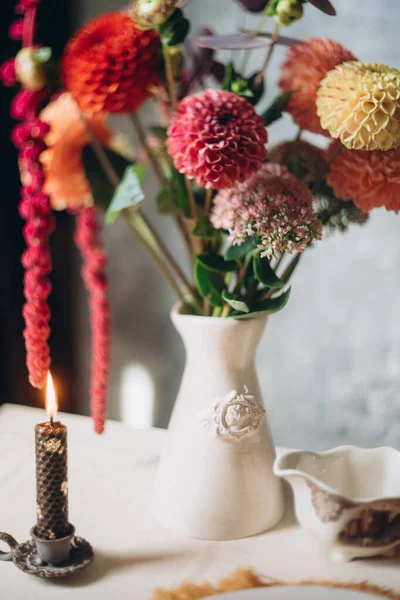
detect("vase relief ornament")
(200, 387), (266, 440)
(152, 306), (285, 541)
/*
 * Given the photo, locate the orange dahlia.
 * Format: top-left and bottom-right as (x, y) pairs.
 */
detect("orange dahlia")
(317, 62), (400, 151)
(61, 12), (160, 115)
(40, 93), (113, 210)
(327, 142), (400, 213)
(279, 38), (356, 135)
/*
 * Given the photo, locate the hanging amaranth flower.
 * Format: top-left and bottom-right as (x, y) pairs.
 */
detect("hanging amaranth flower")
(211, 163), (323, 258)
(167, 89), (267, 189)
(74, 207), (111, 435)
(327, 142), (400, 213)
(317, 62), (400, 151)
(0, 0), (54, 390)
(279, 38), (355, 135)
(61, 12), (160, 115)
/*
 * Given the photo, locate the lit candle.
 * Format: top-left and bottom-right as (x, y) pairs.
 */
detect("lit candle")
(34, 373), (70, 540)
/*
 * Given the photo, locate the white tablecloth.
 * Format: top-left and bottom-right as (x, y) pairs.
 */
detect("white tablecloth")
(0, 404), (399, 599)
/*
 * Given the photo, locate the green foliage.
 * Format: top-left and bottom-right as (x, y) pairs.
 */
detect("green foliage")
(106, 164), (146, 224)
(157, 169), (191, 217)
(222, 290), (250, 313)
(230, 287), (291, 319)
(196, 254), (238, 273)
(194, 261), (224, 307)
(253, 252), (285, 288)
(221, 63), (265, 106)
(157, 9), (190, 46)
(225, 238), (257, 261)
(149, 126), (168, 142)
(266, 0), (281, 15)
(192, 216), (217, 239)
(262, 90), (294, 126)
(157, 186), (181, 216)
(82, 146), (132, 211)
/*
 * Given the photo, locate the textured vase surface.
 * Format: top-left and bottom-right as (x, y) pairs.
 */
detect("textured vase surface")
(152, 305), (284, 540)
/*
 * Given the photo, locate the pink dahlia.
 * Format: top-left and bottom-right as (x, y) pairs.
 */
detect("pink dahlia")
(211, 163), (323, 258)
(166, 89), (267, 189)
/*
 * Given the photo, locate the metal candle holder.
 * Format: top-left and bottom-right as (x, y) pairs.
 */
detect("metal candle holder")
(0, 524), (94, 578)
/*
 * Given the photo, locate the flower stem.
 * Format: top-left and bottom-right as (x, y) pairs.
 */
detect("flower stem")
(123, 208), (185, 304)
(254, 22), (280, 88)
(204, 188), (213, 216)
(162, 44), (178, 112)
(264, 252), (301, 299)
(328, 142), (343, 165)
(240, 10), (270, 74)
(185, 176), (198, 219)
(81, 113), (202, 314)
(221, 303), (231, 318)
(128, 112), (165, 185)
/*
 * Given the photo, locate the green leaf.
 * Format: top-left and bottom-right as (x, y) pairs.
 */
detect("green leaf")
(266, 0), (281, 16)
(262, 90), (294, 126)
(221, 62), (240, 91)
(157, 9), (190, 46)
(230, 287), (291, 319)
(222, 290), (250, 313)
(171, 170), (191, 217)
(221, 63), (265, 106)
(149, 126), (167, 142)
(192, 216), (217, 239)
(157, 185), (181, 216)
(156, 169), (190, 218)
(106, 164), (146, 224)
(82, 146), (132, 211)
(253, 253), (285, 288)
(197, 254), (238, 273)
(225, 238), (257, 261)
(194, 261), (224, 307)
(247, 72), (265, 106)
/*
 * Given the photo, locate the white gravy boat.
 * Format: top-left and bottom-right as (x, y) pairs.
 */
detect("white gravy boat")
(274, 446), (400, 561)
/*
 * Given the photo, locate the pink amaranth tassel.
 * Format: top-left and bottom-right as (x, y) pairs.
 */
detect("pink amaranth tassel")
(1, 0), (54, 389)
(18, 138), (54, 388)
(74, 207), (110, 434)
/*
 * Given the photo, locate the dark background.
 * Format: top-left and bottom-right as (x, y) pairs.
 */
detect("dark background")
(0, 0), (76, 412)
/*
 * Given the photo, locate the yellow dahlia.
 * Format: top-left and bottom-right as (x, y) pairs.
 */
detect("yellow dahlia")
(317, 62), (400, 151)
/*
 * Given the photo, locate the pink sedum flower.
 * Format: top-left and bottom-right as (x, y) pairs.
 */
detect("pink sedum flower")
(166, 89), (267, 189)
(211, 163), (323, 258)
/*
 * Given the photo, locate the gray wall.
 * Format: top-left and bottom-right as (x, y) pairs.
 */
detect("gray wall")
(74, 0), (400, 449)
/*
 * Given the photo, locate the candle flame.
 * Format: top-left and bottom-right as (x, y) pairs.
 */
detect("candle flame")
(46, 372), (58, 420)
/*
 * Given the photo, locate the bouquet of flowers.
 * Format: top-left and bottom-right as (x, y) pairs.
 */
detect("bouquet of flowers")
(2, 0), (399, 434)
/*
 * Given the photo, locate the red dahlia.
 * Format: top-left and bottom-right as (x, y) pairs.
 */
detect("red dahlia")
(166, 89), (267, 189)
(61, 12), (161, 115)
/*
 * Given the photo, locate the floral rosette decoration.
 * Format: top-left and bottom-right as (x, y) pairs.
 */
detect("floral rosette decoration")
(2, 0), (399, 432)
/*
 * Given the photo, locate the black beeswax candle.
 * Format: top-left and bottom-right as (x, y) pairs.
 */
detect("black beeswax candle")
(35, 421), (69, 539)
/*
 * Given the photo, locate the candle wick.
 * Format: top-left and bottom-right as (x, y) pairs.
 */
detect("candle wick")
(50, 416), (54, 426)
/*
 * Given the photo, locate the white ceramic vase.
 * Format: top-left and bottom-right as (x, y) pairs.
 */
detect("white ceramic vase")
(152, 304), (284, 540)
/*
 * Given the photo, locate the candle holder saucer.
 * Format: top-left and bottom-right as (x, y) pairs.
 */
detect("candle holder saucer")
(0, 528), (94, 578)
